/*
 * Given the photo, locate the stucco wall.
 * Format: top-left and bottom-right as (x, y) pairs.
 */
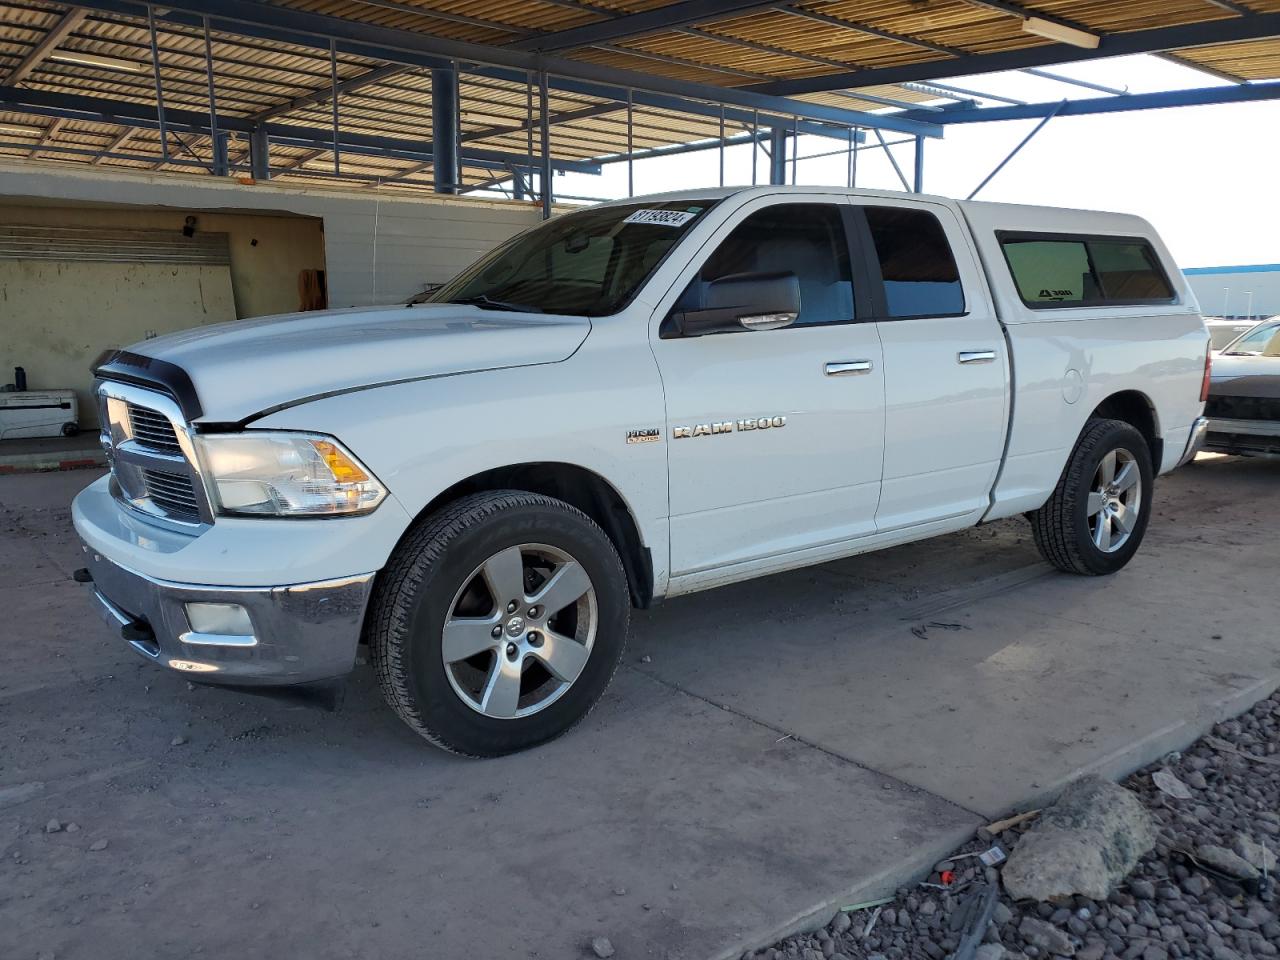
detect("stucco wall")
(0, 161), (545, 309)
(0, 201), (324, 320)
(0, 259), (238, 425)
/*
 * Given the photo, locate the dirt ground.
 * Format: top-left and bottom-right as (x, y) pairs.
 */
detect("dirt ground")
(2, 455), (1277, 960)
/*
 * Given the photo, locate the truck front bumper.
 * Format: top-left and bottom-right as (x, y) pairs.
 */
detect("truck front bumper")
(81, 544), (374, 685)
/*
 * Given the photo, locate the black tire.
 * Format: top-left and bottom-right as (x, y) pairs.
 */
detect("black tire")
(367, 491), (629, 756)
(61, 423), (78, 437)
(1029, 418), (1154, 576)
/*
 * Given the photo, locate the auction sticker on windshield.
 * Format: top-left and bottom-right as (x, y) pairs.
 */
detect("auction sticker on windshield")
(623, 209), (697, 227)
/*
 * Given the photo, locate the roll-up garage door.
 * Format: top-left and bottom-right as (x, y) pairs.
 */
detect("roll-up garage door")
(0, 226), (238, 429)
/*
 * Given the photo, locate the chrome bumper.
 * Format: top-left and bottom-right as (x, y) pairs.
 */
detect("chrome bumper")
(1175, 417), (1209, 468)
(80, 543), (375, 685)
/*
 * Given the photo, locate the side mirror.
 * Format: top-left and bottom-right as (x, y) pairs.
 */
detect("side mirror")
(670, 272), (800, 337)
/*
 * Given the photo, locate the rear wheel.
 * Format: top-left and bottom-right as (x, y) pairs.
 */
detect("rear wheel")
(1029, 418), (1154, 576)
(368, 491), (629, 756)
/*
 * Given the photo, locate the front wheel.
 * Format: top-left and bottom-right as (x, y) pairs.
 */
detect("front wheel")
(1029, 418), (1154, 576)
(367, 491), (629, 756)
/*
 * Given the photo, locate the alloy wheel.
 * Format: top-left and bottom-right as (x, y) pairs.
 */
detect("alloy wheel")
(441, 543), (597, 719)
(1086, 447), (1142, 553)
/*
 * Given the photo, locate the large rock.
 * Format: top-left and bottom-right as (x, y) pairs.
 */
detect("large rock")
(1001, 775), (1157, 902)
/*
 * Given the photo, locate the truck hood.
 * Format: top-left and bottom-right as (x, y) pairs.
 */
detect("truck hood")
(101, 304), (591, 423)
(1210, 353), (1280, 398)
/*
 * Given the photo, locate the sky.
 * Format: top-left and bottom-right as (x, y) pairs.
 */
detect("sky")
(552, 54), (1279, 270)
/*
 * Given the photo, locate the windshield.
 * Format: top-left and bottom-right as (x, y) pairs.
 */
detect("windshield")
(1222, 321), (1280, 357)
(427, 200), (717, 317)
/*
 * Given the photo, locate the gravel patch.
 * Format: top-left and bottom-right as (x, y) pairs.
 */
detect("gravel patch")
(752, 691), (1280, 960)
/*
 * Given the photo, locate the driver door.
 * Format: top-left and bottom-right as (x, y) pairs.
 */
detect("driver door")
(650, 197), (886, 582)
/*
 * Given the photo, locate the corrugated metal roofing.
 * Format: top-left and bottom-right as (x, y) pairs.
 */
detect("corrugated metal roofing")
(1, 0), (1278, 193)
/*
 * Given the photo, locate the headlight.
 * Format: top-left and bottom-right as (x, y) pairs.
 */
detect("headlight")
(195, 433), (387, 517)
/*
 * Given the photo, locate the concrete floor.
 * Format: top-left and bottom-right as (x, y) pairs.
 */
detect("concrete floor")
(2, 456), (1277, 960)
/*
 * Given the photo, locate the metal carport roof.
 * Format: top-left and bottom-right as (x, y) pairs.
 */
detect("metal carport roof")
(1, 0), (1279, 199)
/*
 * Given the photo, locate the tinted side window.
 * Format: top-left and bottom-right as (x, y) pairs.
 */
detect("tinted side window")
(1089, 239), (1175, 301)
(864, 206), (965, 318)
(1003, 239), (1094, 305)
(999, 233), (1175, 308)
(677, 203), (854, 327)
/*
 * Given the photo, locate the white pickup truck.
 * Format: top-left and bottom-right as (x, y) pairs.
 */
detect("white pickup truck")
(74, 186), (1210, 756)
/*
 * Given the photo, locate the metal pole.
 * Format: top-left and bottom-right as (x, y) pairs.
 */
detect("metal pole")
(873, 128), (911, 193)
(627, 88), (634, 198)
(913, 134), (924, 193)
(539, 70), (552, 220)
(329, 39), (341, 175)
(846, 126), (854, 188)
(967, 101), (1065, 200)
(768, 127), (786, 185)
(202, 16), (223, 175)
(431, 65), (458, 194)
(751, 108), (758, 186)
(1245, 290), (1254, 322)
(249, 126), (270, 180)
(1221, 287), (1229, 318)
(146, 5), (169, 164)
(790, 114), (798, 185)
(719, 104), (725, 188)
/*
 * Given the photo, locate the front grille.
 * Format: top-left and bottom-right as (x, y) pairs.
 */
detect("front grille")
(1205, 395), (1280, 422)
(127, 402), (182, 452)
(142, 469), (201, 522)
(98, 381), (210, 527)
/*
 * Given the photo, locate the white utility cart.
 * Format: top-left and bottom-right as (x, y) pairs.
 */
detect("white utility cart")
(0, 390), (79, 439)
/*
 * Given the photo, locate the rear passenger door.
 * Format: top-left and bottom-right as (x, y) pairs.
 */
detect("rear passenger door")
(855, 201), (1009, 531)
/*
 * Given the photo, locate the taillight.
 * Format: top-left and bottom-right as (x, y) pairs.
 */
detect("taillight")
(1200, 343), (1212, 403)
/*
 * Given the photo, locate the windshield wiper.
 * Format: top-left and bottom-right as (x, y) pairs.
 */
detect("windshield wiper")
(1221, 350), (1261, 357)
(447, 295), (543, 314)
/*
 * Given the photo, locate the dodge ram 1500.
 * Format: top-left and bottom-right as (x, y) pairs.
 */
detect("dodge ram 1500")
(74, 187), (1211, 755)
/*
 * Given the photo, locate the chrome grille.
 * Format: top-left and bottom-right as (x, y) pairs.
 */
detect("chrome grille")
(97, 380), (211, 529)
(127, 403), (182, 452)
(141, 469), (201, 521)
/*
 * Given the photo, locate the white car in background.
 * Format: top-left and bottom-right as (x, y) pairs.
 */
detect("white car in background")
(1205, 316), (1261, 351)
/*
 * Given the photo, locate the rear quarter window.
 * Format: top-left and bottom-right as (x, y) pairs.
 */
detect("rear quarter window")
(998, 232), (1175, 309)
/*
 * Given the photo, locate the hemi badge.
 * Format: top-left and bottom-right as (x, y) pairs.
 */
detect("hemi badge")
(626, 428), (661, 444)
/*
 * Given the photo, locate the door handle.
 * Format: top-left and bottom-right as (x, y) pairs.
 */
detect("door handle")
(824, 360), (873, 377)
(957, 350), (997, 364)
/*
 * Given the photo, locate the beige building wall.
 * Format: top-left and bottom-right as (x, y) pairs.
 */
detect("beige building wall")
(0, 162), (546, 431)
(0, 161), (546, 309)
(0, 259), (238, 425)
(0, 201), (325, 320)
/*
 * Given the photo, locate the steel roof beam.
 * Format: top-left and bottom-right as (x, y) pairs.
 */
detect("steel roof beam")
(894, 80), (1280, 124)
(0, 85), (602, 173)
(750, 13), (1280, 96)
(5, 7), (88, 85)
(249, 62), (409, 122)
(64, 0), (941, 136)
(92, 127), (135, 163)
(507, 0), (776, 52)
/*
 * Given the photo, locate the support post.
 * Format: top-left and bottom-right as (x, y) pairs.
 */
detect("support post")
(512, 167), (526, 200)
(431, 66), (459, 194)
(539, 70), (552, 219)
(249, 126), (270, 180)
(146, 5), (169, 164)
(768, 127), (787, 185)
(212, 131), (230, 176)
(913, 134), (924, 193)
